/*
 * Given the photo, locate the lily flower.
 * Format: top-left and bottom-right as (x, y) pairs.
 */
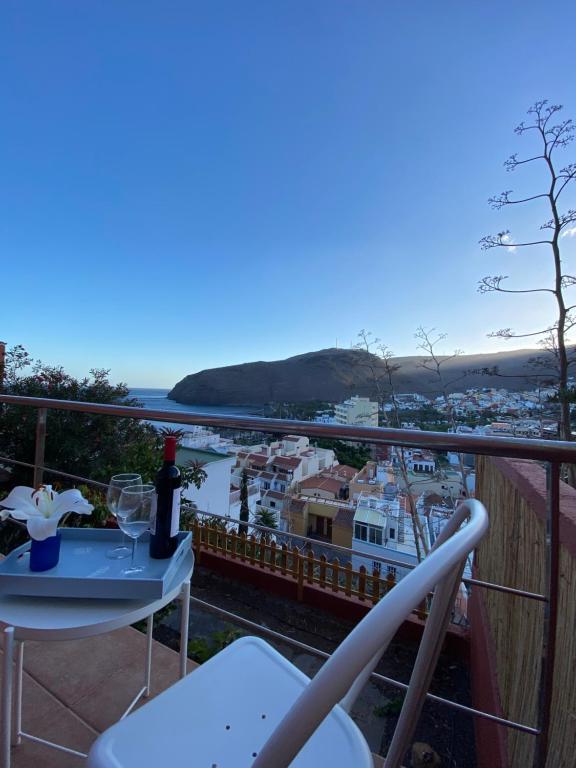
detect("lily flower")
(0, 485), (94, 541)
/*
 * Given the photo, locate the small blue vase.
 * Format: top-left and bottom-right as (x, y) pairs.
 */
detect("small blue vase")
(30, 533), (61, 572)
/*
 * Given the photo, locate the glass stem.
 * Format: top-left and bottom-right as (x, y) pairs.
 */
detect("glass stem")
(131, 537), (137, 568)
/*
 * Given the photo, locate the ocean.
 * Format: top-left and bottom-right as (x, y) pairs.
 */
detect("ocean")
(128, 388), (261, 430)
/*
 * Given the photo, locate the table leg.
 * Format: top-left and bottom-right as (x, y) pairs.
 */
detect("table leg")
(144, 614), (153, 698)
(179, 580), (190, 679)
(13, 643), (23, 746)
(2, 627), (14, 768)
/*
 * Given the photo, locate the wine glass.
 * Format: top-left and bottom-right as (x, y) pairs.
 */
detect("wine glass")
(106, 473), (142, 559)
(116, 484), (155, 575)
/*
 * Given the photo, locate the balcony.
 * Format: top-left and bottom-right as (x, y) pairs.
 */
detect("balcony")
(0, 393), (575, 768)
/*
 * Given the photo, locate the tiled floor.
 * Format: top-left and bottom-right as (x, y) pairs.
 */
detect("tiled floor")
(0, 626), (195, 768)
(0, 628), (387, 767)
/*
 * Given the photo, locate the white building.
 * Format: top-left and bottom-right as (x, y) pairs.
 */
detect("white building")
(334, 396), (379, 428)
(180, 428), (235, 454)
(351, 494), (416, 579)
(176, 446), (236, 519)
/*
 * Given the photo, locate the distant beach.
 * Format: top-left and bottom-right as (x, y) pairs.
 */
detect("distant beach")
(128, 388), (261, 430)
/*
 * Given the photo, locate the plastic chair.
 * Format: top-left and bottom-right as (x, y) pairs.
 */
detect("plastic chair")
(88, 499), (488, 768)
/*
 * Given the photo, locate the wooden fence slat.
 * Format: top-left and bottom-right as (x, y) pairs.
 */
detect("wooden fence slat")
(259, 535), (266, 568)
(331, 558), (340, 593)
(306, 548), (314, 584)
(270, 540), (277, 572)
(371, 566), (380, 604)
(291, 545), (299, 579)
(358, 565), (367, 602)
(280, 543), (287, 575)
(249, 534), (256, 566)
(319, 555), (327, 589)
(297, 553), (304, 601)
(344, 561), (352, 597)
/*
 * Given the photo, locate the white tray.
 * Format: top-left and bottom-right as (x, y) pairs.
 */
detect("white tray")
(0, 528), (192, 600)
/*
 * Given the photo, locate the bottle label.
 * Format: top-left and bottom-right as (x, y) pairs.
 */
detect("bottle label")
(171, 489), (181, 537)
(150, 494), (158, 535)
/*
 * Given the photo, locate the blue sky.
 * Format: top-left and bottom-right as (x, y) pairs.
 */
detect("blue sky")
(1, 1), (575, 386)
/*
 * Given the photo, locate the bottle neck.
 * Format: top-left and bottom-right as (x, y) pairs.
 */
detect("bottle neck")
(163, 436), (177, 462)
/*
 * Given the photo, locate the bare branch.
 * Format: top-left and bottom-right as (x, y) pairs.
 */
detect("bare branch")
(480, 231), (552, 249)
(478, 275), (554, 295)
(505, 153), (545, 171)
(541, 209), (576, 231)
(488, 327), (553, 340)
(489, 190), (548, 209)
(554, 163), (576, 199)
(547, 119), (574, 154)
(561, 276), (576, 289)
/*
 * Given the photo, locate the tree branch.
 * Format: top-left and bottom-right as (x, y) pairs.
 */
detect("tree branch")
(480, 231), (552, 249)
(505, 153), (545, 171)
(541, 210), (576, 231)
(477, 275), (554, 294)
(489, 190), (548, 209)
(488, 327), (553, 340)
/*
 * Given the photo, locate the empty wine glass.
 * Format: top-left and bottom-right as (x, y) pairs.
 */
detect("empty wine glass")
(116, 484), (155, 575)
(106, 473), (142, 559)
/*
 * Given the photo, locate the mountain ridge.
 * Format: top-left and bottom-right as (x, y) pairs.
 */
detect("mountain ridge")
(168, 347), (560, 406)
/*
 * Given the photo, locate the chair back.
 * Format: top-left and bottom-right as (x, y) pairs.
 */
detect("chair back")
(253, 499), (489, 768)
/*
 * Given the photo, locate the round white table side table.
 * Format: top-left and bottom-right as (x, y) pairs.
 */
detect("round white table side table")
(0, 551), (194, 768)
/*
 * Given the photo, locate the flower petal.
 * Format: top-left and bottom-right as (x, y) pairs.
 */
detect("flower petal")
(27, 516), (59, 541)
(51, 490), (94, 517)
(6, 508), (43, 521)
(0, 486), (38, 515)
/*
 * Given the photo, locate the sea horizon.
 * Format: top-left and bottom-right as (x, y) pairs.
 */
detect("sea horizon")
(127, 388), (262, 431)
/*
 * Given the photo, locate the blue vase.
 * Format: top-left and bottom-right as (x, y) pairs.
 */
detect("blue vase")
(30, 533), (61, 572)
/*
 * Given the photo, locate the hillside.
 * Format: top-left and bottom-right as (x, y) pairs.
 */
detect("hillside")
(168, 347), (559, 406)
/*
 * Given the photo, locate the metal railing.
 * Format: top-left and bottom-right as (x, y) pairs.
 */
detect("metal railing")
(1, 393), (575, 767)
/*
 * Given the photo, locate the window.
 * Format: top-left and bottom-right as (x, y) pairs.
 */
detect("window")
(270, 501), (276, 508)
(369, 526), (383, 545)
(389, 527), (396, 540)
(264, 482), (270, 490)
(354, 523), (367, 541)
(387, 565), (397, 578)
(372, 561), (382, 574)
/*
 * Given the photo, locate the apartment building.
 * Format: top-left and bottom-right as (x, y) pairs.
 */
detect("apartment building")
(334, 396), (379, 427)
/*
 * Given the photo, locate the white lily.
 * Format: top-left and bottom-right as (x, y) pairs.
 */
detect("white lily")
(0, 485), (94, 541)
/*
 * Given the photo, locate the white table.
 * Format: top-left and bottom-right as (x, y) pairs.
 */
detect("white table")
(0, 551), (193, 768)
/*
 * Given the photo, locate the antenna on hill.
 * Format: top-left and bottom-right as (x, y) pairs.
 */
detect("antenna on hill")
(335, 337), (338, 349)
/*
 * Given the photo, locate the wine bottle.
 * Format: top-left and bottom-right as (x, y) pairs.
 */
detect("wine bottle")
(150, 436), (181, 559)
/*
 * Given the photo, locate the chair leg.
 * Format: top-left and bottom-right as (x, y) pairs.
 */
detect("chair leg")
(179, 580), (190, 679)
(384, 562), (464, 768)
(2, 627), (14, 768)
(144, 615), (153, 698)
(13, 643), (23, 746)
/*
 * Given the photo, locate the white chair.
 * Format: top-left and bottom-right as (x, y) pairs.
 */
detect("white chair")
(88, 499), (488, 768)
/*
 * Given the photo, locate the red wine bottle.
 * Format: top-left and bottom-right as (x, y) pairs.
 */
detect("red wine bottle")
(150, 436), (181, 559)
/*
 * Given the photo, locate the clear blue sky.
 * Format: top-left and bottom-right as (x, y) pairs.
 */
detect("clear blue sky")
(2, 1), (575, 386)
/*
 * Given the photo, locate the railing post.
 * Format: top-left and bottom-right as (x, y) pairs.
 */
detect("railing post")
(0, 341), (5, 392)
(535, 461), (561, 768)
(33, 408), (47, 487)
